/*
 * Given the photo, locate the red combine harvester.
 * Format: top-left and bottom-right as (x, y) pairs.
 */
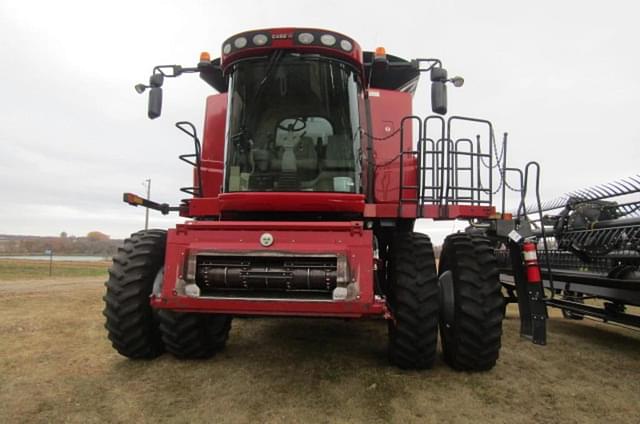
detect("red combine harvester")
(105, 28), (507, 370)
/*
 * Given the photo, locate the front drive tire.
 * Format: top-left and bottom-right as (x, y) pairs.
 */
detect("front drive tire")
(439, 233), (504, 371)
(159, 311), (232, 359)
(103, 230), (167, 359)
(387, 232), (439, 369)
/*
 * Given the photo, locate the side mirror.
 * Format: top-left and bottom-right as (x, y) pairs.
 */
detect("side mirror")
(148, 87), (163, 119)
(149, 73), (164, 88)
(431, 81), (447, 115)
(430, 67), (448, 115)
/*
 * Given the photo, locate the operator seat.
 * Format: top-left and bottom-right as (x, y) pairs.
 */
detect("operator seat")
(295, 136), (319, 180)
(324, 135), (354, 170)
(271, 135), (318, 190)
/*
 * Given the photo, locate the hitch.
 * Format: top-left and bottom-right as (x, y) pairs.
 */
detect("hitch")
(122, 192), (180, 215)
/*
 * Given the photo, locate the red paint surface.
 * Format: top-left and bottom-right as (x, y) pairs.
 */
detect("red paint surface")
(363, 203), (495, 219)
(218, 192), (365, 213)
(200, 93), (227, 198)
(367, 89), (417, 203)
(152, 220), (381, 318)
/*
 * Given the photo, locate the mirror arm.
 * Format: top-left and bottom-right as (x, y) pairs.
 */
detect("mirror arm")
(136, 62), (208, 120)
(413, 58), (443, 73)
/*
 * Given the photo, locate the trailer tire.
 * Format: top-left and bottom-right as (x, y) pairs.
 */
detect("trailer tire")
(387, 232), (439, 369)
(159, 311), (232, 359)
(103, 229), (167, 359)
(439, 233), (504, 371)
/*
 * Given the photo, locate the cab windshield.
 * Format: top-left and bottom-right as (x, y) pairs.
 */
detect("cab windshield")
(225, 53), (361, 193)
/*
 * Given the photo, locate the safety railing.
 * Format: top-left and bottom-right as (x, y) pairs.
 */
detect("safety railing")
(395, 115), (510, 217)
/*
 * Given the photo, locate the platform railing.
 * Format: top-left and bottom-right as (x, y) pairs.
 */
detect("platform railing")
(398, 115), (507, 216)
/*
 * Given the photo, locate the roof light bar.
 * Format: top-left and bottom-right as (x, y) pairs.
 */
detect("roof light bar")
(220, 29), (359, 63)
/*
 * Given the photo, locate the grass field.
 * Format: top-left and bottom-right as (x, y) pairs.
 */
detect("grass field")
(1, 266), (639, 423)
(0, 259), (110, 280)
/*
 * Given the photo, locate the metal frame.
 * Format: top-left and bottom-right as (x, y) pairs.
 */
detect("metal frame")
(496, 173), (640, 331)
(397, 115), (506, 217)
(524, 174), (640, 217)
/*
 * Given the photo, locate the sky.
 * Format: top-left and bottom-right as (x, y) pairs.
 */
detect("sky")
(0, 0), (638, 243)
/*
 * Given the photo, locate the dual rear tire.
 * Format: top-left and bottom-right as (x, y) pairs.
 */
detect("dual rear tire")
(386, 232), (504, 371)
(103, 230), (231, 359)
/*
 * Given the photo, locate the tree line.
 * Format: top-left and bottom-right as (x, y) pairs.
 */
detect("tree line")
(0, 232), (122, 257)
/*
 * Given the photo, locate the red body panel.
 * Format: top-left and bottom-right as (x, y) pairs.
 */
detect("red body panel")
(364, 203), (496, 220)
(152, 221), (381, 318)
(200, 93), (227, 198)
(218, 192), (365, 213)
(368, 89), (417, 204)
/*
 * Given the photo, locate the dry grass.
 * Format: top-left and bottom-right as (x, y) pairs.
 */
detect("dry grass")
(1, 275), (639, 423)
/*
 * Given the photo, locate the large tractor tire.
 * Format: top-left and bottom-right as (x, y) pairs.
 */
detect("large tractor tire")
(159, 311), (232, 359)
(386, 232), (439, 369)
(438, 233), (504, 371)
(103, 230), (167, 359)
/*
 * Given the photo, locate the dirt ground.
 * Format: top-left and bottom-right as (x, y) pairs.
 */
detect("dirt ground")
(1, 276), (639, 424)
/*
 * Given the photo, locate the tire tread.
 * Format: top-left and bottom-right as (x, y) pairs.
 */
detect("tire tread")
(439, 233), (504, 371)
(102, 230), (167, 359)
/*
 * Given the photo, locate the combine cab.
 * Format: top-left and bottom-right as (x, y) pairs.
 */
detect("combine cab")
(105, 28), (508, 370)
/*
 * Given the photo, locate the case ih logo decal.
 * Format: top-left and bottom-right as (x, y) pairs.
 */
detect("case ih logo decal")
(272, 33), (292, 40)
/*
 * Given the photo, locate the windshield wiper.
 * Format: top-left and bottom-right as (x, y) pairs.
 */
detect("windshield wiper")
(239, 50), (285, 132)
(255, 49), (284, 96)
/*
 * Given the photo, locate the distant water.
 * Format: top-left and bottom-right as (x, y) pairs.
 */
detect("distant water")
(0, 255), (109, 262)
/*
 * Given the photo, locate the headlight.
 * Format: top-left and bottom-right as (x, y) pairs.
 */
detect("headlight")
(340, 39), (353, 52)
(222, 43), (232, 55)
(298, 32), (314, 44)
(252, 33), (268, 46)
(234, 37), (248, 49)
(320, 34), (336, 46)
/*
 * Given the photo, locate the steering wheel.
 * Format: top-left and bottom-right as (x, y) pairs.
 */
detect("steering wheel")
(278, 117), (307, 132)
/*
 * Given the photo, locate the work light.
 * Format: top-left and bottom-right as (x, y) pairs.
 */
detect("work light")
(298, 32), (314, 44)
(252, 33), (268, 46)
(234, 37), (247, 49)
(340, 39), (353, 52)
(320, 34), (336, 46)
